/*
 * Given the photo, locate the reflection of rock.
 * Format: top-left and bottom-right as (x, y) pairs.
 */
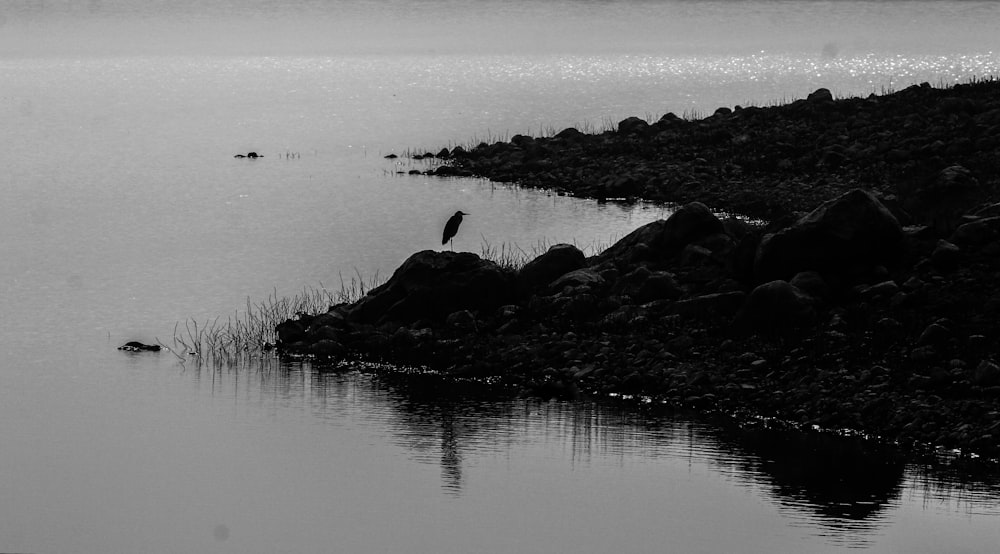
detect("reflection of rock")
(726, 428), (904, 523)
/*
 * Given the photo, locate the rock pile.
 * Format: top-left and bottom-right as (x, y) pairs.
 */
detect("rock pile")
(277, 185), (1000, 458)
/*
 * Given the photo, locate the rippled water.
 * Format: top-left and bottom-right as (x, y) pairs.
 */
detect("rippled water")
(2, 1), (1000, 552)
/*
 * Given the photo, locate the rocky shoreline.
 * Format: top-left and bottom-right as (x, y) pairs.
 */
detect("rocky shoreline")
(279, 79), (1000, 460)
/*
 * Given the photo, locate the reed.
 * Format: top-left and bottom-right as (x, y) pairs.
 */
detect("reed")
(167, 271), (383, 365)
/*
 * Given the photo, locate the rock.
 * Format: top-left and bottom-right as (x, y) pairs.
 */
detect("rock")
(950, 216), (1000, 246)
(349, 250), (513, 324)
(617, 116), (649, 134)
(593, 202), (724, 267)
(310, 339), (345, 358)
(858, 280), (900, 302)
(904, 165), (980, 234)
(807, 88), (834, 103)
(789, 271), (829, 300)
(916, 323), (952, 347)
(118, 341), (161, 352)
(276, 320), (306, 344)
(672, 291), (747, 320)
(754, 189), (903, 283)
(555, 127), (586, 141)
(516, 244), (586, 292)
(735, 280), (815, 332)
(635, 272), (683, 303)
(973, 361), (1000, 386)
(445, 310), (478, 333)
(549, 269), (606, 294)
(930, 240), (961, 271)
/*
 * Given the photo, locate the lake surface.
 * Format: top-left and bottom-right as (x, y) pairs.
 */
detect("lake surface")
(2, 1), (1000, 552)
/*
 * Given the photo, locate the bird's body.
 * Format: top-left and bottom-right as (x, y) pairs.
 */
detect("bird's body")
(442, 211), (468, 250)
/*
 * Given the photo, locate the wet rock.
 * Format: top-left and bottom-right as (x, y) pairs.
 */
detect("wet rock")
(118, 341), (161, 352)
(754, 189), (903, 283)
(276, 320), (307, 344)
(516, 243), (586, 293)
(310, 339), (345, 358)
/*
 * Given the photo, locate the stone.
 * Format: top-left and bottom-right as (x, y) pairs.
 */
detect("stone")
(789, 271), (829, 300)
(118, 341), (161, 352)
(516, 243), (586, 292)
(635, 272), (683, 303)
(916, 323), (952, 347)
(445, 310), (478, 333)
(807, 88), (834, 103)
(930, 239), (961, 271)
(549, 269), (607, 293)
(593, 202), (724, 267)
(735, 280), (815, 332)
(349, 250), (513, 324)
(672, 291), (747, 320)
(754, 189), (903, 283)
(904, 165), (980, 234)
(617, 116), (649, 134)
(950, 216), (1000, 246)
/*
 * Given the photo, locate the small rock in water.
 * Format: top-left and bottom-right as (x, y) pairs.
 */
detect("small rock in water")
(118, 341), (161, 352)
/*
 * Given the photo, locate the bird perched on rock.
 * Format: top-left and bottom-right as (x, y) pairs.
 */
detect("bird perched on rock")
(442, 210), (468, 250)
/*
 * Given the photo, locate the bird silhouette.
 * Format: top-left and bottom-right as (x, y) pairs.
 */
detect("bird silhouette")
(442, 211), (468, 250)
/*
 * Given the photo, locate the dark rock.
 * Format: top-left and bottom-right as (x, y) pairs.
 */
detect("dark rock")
(516, 244), (586, 293)
(349, 250), (513, 324)
(916, 323), (952, 347)
(950, 216), (1000, 246)
(593, 202), (724, 267)
(635, 272), (683, 303)
(555, 127), (586, 141)
(617, 117), (649, 134)
(930, 240), (961, 271)
(789, 271), (829, 300)
(445, 310), (478, 333)
(807, 88), (834, 103)
(310, 339), (345, 358)
(735, 280), (815, 332)
(276, 320), (306, 344)
(118, 341), (161, 352)
(973, 361), (1000, 386)
(754, 189), (903, 283)
(672, 291), (747, 320)
(549, 269), (606, 294)
(904, 165), (980, 234)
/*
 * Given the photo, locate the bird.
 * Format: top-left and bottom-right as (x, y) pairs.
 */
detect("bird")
(441, 211), (468, 250)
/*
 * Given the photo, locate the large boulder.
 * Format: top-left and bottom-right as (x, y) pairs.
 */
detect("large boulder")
(593, 202), (724, 268)
(348, 251), (513, 324)
(754, 189), (903, 283)
(516, 244), (586, 293)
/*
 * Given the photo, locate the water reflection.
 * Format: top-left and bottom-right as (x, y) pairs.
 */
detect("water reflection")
(189, 359), (1000, 548)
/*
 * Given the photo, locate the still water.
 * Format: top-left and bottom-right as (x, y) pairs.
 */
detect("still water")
(2, 1), (1000, 552)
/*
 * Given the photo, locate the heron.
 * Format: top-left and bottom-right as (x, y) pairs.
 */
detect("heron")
(442, 211), (468, 250)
